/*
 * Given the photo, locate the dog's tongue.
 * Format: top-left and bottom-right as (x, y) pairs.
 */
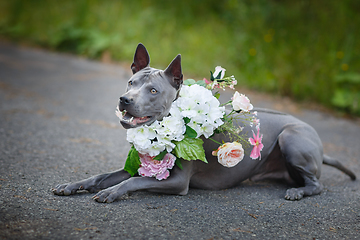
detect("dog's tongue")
(131, 116), (151, 125)
(115, 108), (150, 126)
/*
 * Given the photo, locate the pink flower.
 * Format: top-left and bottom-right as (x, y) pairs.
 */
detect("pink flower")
(249, 128), (264, 160)
(231, 91), (253, 112)
(204, 78), (211, 85)
(251, 117), (260, 129)
(212, 142), (244, 167)
(138, 153), (176, 180)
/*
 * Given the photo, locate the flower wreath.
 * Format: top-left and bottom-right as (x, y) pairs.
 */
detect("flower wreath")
(116, 66), (264, 180)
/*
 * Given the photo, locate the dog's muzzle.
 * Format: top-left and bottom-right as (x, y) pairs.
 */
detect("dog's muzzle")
(116, 98), (153, 129)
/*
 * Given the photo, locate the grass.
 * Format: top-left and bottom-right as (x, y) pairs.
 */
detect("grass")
(1, 0), (360, 115)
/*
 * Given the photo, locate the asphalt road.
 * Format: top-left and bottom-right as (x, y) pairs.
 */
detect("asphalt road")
(0, 41), (359, 240)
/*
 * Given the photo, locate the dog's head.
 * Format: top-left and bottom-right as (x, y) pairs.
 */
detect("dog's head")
(118, 43), (183, 129)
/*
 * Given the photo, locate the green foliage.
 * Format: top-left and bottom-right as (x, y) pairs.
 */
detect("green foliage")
(185, 126), (198, 139)
(175, 159), (183, 170)
(153, 150), (168, 161)
(1, 0), (360, 115)
(173, 137), (207, 163)
(332, 73), (360, 114)
(183, 78), (206, 87)
(183, 79), (197, 86)
(124, 145), (140, 177)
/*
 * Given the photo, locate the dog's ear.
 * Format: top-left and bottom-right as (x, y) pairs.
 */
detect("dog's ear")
(164, 54), (183, 89)
(131, 43), (150, 74)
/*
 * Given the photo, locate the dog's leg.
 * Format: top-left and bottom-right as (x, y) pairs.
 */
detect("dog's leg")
(278, 125), (324, 200)
(93, 160), (193, 203)
(52, 169), (131, 196)
(284, 175), (323, 200)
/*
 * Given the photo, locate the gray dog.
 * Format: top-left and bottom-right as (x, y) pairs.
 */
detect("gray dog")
(52, 43), (356, 203)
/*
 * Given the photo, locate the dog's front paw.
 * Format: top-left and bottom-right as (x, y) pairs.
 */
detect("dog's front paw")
(285, 188), (304, 201)
(52, 183), (82, 196)
(92, 185), (124, 203)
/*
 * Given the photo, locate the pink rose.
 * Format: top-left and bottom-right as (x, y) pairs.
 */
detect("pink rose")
(212, 142), (244, 167)
(232, 91), (253, 112)
(138, 153), (176, 180)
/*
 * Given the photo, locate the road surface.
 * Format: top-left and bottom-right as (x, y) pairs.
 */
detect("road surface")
(0, 41), (359, 239)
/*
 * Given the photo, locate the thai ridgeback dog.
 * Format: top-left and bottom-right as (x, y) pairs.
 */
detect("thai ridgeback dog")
(52, 43), (356, 203)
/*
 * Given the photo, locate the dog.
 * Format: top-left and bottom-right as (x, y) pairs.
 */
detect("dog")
(52, 43), (356, 203)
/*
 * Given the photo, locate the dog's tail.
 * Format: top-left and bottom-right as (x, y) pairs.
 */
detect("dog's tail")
(323, 155), (356, 180)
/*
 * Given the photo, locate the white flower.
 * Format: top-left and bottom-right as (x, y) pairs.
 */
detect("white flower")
(199, 123), (215, 138)
(231, 76), (237, 85)
(232, 91), (253, 112)
(127, 126), (156, 149)
(142, 142), (166, 157)
(169, 105), (182, 119)
(207, 96), (221, 108)
(213, 118), (224, 129)
(212, 142), (244, 167)
(156, 113), (185, 138)
(192, 103), (209, 123)
(206, 106), (225, 127)
(176, 84), (225, 138)
(126, 107), (185, 156)
(184, 120), (198, 137)
(126, 83), (225, 156)
(176, 97), (198, 118)
(213, 66), (226, 79)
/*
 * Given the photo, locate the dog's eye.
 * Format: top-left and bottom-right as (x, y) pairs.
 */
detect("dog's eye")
(128, 81), (133, 86)
(150, 88), (157, 94)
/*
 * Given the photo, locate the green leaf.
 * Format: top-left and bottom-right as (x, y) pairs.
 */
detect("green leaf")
(154, 150), (167, 160)
(195, 80), (207, 87)
(183, 117), (191, 124)
(332, 89), (360, 114)
(184, 79), (207, 87)
(332, 90), (349, 108)
(214, 92), (220, 99)
(185, 125), (198, 138)
(210, 70), (222, 80)
(183, 79), (196, 86)
(124, 146), (141, 176)
(173, 137), (207, 163)
(335, 73), (360, 84)
(175, 158), (183, 170)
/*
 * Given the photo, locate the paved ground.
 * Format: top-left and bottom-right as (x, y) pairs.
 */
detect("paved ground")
(0, 41), (359, 240)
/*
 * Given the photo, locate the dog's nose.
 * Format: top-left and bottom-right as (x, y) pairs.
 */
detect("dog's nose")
(120, 96), (132, 105)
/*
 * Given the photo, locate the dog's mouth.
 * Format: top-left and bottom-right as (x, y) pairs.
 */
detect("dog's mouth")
(115, 107), (153, 129)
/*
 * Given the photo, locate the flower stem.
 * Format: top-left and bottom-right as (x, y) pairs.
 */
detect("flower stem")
(220, 100), (232, 107)
(208, 137), (222, 146)
(225, 110), (235, 117)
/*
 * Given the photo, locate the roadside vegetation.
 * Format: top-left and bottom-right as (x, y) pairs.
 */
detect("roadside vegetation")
(1, 0), (359, 115)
